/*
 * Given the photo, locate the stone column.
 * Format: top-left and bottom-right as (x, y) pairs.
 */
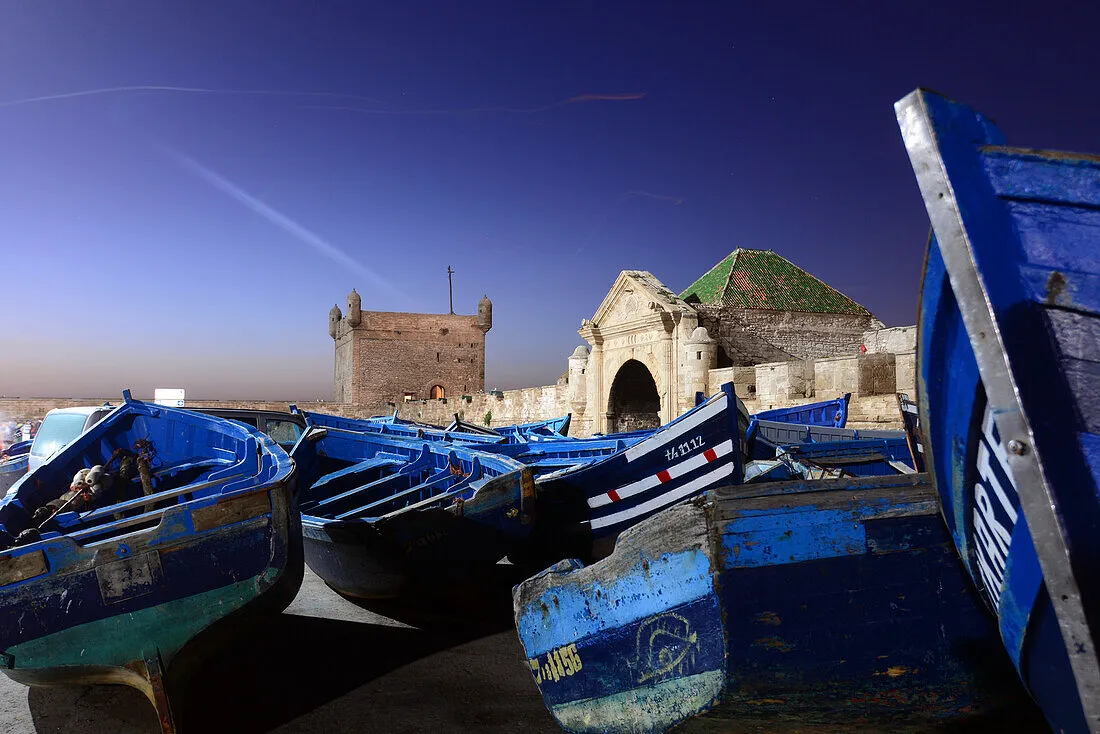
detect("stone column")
(579, 320), (604, 433)
(658, 316), (675, 425)
(683, 327), (717, 407)
(567, 345), (590, 415)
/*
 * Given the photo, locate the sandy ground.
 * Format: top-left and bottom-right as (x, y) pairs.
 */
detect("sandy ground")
(0, 565), (560, 734)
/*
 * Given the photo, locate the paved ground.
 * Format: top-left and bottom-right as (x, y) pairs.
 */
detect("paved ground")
(0, 565), (560, 734)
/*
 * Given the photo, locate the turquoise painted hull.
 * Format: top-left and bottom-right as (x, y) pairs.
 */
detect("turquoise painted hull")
(0, 396), (304, 732)
(0, 478), (302, 723)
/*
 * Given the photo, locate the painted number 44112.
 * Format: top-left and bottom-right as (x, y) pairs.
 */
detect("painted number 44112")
(666, 435), (705, 463)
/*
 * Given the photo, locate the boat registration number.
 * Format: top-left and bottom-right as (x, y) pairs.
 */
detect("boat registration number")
(666, 436), (705, 463)
(96, 551), (164, 605)
(528, 643), (583, 684)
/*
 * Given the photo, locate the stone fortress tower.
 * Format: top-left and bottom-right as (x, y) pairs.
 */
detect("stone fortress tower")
(330, 289), (492, 408)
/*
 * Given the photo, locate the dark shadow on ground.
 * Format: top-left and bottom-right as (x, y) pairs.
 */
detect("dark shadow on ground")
(25, 562), (539, 733)
(337, 558), (533, 634)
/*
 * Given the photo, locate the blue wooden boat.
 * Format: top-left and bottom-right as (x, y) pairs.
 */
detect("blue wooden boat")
(896, 393), (926, 473)
(290, 426), (536, 598)
(513, 473), (1032, 732)
(0, 439), (31, 459)
(746, 406), (914, 483)
(0, 391), (301, 732)
(753, 393), (851, 428)
(585, 396), (849, 445)
(516, 383), (750, 563)
(0, 442), (30, 496)
(899, 88), (1100, 732)
(748, 418), (903, 456)
(296, 407), (644, 475)
(293, 407), (515, 447)
(457, 414), (573, 441)
(745, 437), (916, 482)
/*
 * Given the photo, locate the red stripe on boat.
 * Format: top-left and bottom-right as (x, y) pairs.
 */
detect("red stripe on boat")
(607, 489), (621, 502)
(704, 448), (718, 462)
(657, 470), (672, 483)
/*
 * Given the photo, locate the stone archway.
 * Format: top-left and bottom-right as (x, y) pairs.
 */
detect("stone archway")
(607, 359), (661, 433)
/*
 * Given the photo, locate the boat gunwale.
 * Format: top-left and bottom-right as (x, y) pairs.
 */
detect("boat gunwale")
(897, 87), (1100, 724)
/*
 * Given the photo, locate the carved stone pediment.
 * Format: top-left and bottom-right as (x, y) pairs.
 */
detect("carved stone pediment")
(586, 271), (695, 331)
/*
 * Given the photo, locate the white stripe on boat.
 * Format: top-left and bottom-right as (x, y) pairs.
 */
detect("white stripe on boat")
(622, 394), (727, 464)
(590, 461), (734, 530)
(588, 439), (734, 508)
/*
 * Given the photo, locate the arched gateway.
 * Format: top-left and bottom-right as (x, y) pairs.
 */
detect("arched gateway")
(607, 360), (661, 433)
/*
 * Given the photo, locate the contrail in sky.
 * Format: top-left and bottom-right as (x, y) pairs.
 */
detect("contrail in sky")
(0, 85), (394, 109)
(0, 85), (645, 115)
(160, 145), (406, 303)
(302, 91), (647, 116)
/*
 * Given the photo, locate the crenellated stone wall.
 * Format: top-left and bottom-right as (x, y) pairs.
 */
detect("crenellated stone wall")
(392, 384), (593, 436)
(0, 397), (374, 427)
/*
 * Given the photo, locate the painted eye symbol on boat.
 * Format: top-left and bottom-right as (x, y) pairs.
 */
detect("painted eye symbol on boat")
(634, 612), (698, 684)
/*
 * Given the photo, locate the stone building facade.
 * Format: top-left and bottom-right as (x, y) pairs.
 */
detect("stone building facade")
(330, 289), (492, 407)
(381, 248), (916, 437)
(681, 249), (883, 365)
(570, 249), (902, 434)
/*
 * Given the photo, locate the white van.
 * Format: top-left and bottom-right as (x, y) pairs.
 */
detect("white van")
(27, 405), (115, 474)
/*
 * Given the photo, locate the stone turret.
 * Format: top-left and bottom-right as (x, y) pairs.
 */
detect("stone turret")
(477, 295), (493, 333)
(328, 304), (343, 339)
(683, 326), (717, 401)
(347, 289), (362, 327)
(567, 345), (590, 415)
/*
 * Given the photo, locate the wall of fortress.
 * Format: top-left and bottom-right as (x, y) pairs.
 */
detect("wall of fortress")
(2, 326), (917, 437)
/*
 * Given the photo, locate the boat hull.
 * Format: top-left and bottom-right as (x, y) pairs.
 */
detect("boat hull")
(0, 469), (302, 724)
(899, 88), (1100, 732)
(295, 432), (536, 598)
(302, 497), (522, 598)
(0, 455), (27, 496)
(514, 474), (1030, 732)
(524, 383), (749, 564)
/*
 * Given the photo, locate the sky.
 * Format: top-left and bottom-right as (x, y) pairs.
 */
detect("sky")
(1, 1), (1098, 399)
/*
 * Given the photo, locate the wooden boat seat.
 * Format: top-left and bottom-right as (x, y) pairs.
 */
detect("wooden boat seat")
(333, 469), (458, 521)
(306, 470), (420, 515)
(153, 457), (235, 478)
(380, 460), (483, 519)
(311, 457), (404, 495)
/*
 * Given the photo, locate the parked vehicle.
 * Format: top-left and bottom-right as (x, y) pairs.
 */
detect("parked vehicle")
(192, 407), (306, 451)
(27, 405), (114, 473)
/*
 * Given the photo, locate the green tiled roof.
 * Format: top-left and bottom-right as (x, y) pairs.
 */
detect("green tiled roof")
(679, 249), (871, 316)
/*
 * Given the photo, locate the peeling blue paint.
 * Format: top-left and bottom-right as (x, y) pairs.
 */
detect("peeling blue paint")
(517, 546), (714, 657)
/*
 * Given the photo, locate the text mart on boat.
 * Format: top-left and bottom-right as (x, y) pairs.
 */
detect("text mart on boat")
(0, 392), (302, 733)
(899, 88), (1100, 733)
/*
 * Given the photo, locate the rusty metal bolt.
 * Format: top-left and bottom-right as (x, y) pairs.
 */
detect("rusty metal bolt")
(1008, 439), (1028, 456)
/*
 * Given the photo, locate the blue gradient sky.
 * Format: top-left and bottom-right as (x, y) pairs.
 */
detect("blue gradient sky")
(1, 2), (1097, 399)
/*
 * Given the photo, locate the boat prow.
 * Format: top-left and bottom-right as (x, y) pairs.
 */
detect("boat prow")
(0, 393), (302, 731)
(900, 87), (1100, 732)
(514, 473), (1031, 731)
